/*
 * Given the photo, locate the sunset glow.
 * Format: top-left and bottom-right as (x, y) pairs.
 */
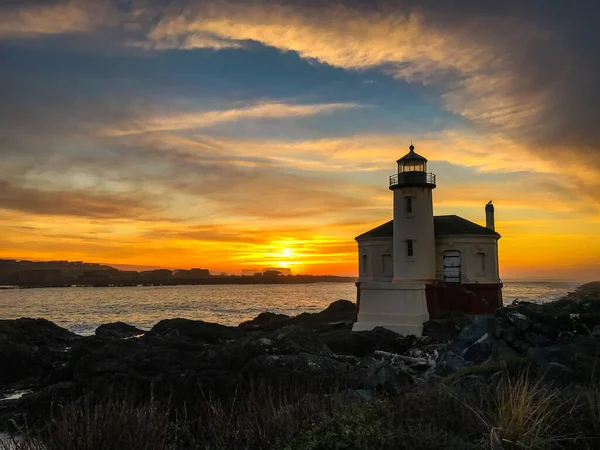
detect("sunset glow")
(1, 1), (599, 281)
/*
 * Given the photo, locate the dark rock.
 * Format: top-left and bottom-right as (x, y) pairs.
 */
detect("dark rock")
(507, 312), (531, 332)
(558, 331), (574, 342)
(288, 300), (356, 330)
(0, 319), (77, 385)
(593, 325), (600, 337)
(494, 320), (521, 343)
(423, 314), (472, 343)
(95, 322), (144, 339)
(525, 337), (600, 382)
(530, 322), (557, 340)
(454, 316), (495, 349)
(363, 360), (412, 395)
(458, 374), (488, 392)
(540, 362), (573, 385)
(238, 312), (290, 331)
(434, 350), (473, 376)
(524, 330), (554, 347)
(564, 282), (600, 303)
(238, 300), (356, 332)
(241, 353), (360, 388)
(490, 340), (521, 362)
(321, 327), (408, 357)
(148, 318), (241, 343)
(244, 326), (332, 357)
(463, 333), (493, 363)
(511, 339), (530, 354)
(0, 318), (77, 347)
(574, 321), (593, 337)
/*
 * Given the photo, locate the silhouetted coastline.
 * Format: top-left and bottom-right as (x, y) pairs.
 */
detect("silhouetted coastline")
(0, 259), (356, 288)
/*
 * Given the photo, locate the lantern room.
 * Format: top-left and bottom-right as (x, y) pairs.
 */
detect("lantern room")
(398, 144), (427, 173)
(389, 144), (436, 190)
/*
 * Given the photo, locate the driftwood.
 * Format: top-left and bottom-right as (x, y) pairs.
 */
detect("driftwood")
(373, 350), (429, 366)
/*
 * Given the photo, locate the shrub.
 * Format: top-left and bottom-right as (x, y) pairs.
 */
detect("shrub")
(283, 401), (395, 450)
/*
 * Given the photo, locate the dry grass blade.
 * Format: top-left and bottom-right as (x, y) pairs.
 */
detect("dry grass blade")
(489, 373), (567, 450)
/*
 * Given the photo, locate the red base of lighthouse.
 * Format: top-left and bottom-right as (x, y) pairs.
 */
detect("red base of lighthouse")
(425, 283), (503, 319)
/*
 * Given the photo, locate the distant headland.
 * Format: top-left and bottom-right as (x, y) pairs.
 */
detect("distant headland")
(0, 259), (356, 288)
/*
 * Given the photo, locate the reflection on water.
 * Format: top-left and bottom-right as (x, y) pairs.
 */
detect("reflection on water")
(0, 281), (582, 336)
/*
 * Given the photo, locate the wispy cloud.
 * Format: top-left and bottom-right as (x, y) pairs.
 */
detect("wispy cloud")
(101, 101), (360, 136)
(0, 2), (102, 38)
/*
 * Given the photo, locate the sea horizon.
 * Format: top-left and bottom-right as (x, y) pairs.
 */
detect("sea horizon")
(0, 280), (583, 336)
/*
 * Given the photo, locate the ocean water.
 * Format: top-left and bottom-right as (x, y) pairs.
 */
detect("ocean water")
(0, 281), (583, 336)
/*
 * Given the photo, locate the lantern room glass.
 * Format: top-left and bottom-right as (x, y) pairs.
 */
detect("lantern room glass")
(398, 161), (426, 173)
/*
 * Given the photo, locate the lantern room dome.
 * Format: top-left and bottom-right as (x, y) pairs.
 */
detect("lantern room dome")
(396, 144), (428, 164)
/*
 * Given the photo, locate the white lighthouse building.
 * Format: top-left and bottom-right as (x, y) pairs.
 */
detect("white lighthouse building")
(353, 144), (502, 336)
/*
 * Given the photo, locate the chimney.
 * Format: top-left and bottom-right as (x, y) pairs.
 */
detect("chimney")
(485, 200), (495, 231)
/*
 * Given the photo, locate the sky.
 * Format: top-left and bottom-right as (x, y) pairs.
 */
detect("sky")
(1, 0), (599, 281)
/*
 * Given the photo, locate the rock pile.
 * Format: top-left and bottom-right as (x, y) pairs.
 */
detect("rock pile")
(435, 282), (600, 383)
(1, 282), (600, 430)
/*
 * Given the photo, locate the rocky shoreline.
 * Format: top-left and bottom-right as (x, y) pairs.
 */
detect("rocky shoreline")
(1, 281), (600, 447)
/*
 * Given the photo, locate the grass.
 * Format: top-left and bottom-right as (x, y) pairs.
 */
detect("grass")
(3, 373), (600, 450)
(484, 374), (565, 450)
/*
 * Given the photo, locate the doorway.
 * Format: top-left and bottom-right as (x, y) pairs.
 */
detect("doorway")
(443, 250), (461, 284)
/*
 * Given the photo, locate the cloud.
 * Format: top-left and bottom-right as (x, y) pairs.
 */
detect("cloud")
(0, 1), (103, 38)
(101, 101), (360, 136)
(0, 181), (159, 219)
(144, 0), (600, 178)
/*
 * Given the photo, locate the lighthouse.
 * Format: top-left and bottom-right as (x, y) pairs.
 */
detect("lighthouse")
(391, 144), (437, 283)
(353, 144), (503, 335)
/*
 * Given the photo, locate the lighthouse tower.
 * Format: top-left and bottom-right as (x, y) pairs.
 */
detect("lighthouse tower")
(391, 144), (437, 283)
(352, 144), (436, 335)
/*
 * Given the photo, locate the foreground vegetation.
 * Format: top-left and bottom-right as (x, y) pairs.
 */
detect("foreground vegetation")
(3, 282), (600, 449)
(3, 365), (600, 450)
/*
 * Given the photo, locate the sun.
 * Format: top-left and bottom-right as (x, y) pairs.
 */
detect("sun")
(281, 248), (293, 258)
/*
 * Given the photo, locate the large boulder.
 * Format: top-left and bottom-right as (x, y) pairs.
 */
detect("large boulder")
(238, 300), (356, 333)
(456, 316), (495, 347)
(463, 333), (493, 363)
(320, 327), (410, 357)
(423, 314), (473, 343)
(238, 312), (291, 331)
(0, 318), (76, 347)
(288, 300), (356, 330)
(95, 322), (144, 339)
(243, 326), (332, 357)
(148, 318), (241, 343)
(507, 312), (531, 332)
(363, 360), (413, 395)
(0, 319), (77, 385)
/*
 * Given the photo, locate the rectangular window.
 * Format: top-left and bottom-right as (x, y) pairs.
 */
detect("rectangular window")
(405, 239), (414, 257)
(477, 252), (486, 274)
(382, 254), (393, 276)
(362, 254), (368, 274)
(405, 196), (413, 214)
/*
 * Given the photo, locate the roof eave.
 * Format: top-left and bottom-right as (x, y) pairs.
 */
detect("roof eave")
(355, 235), (393, 242)
(436, 232), (501, 239)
